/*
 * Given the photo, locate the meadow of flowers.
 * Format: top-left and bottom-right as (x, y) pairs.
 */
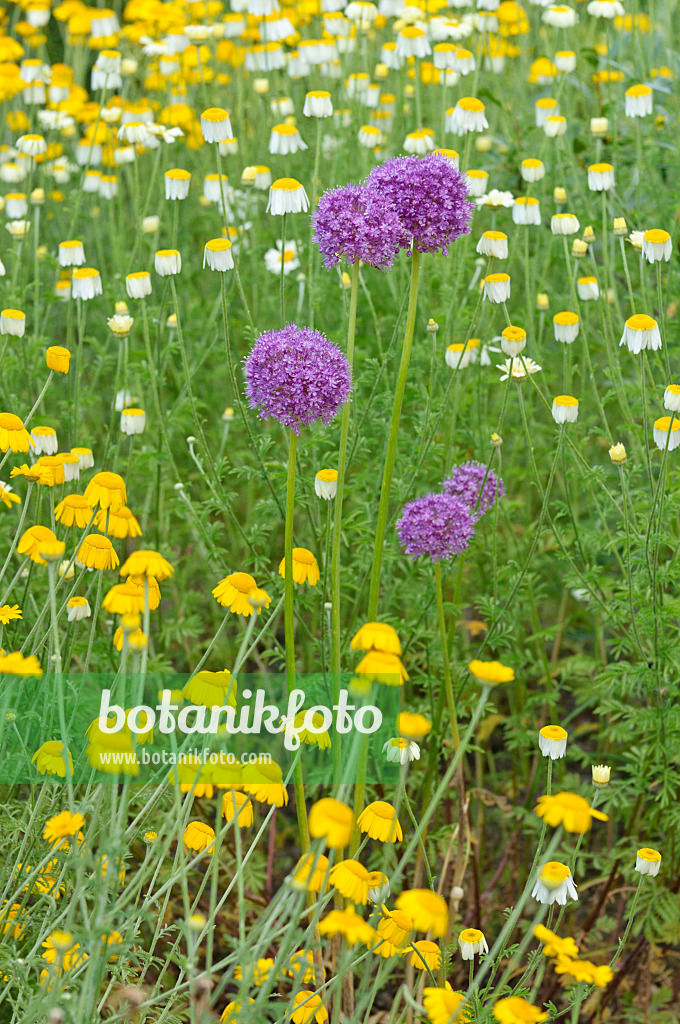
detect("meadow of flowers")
(0, 0), (678, 1020)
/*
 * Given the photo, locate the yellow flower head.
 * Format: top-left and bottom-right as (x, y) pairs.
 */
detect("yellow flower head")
(76, 533), (119, 571)
(554, 956), (613, 988)
(279, 547), (320, 586)
(355, 650), (408, 686)
(43, 810), (86, 845)
(493, 997), (548, 1024)
(290, 992), (328, 1024)
(83, 471), (127, 511)
(534, 792), (608, 834)
(95, 505), (142, 539)
(183, 820), (215, 854)
(533, 924), (579, 959)
(397, 711), (432, 740)
(0, 412), (33, 453)
(329, 859), (370, 904)
(350, 621), (402, 655)
(182, 670), (236, 708)
(357, 801), (402, 843)
(394, 889), (448, 938)
(410, 940), (442, 970)
(120, 549), (174, 580)
(18, 524), (58, 565)
(32, 741), (73, 779)
(221, 791), (253, 827)
(468, 659), (515, 684)
(308, 797), (354, 849)
(212, 571), (271, 615)
(291, 851), (330, 893)
(55, 493), (92, 528)
(318, 905), (376, 946)
(0, 604), (21, 625)
(0, 651), (42, 677)
(423, 987), (470, 1024)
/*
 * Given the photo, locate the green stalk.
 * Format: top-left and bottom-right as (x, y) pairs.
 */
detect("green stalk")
(434, 562), (460, 751)
(331, 258), (360, 784)
(367, 248), (421, 618)
(280, 211), (287, 327)
(284, 430), (309, 852)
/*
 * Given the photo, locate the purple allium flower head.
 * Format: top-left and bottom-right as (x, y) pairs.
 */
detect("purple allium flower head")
(442, 461), (504, 517)
(397, 491), (476, 562)
(366, 153), (474, 255)
(313, 183), (409, 270)
(244, 323), (352, 435)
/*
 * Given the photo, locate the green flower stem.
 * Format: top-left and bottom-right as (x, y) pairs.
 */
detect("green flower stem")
(331, 257), (360, 785)
(561, 236), (611, 438)
(139, 297), (180, 481)
(656, 261), (672, 380)
(307, 117), (323, 327)
(368, 247), (421, 619)
(434, 561), (460, 752)
(285, 430), (310, 852)
(466, 828), (563, 1002)
(280, 211), (287, 327)
(48, 559), (75, 813)
(220, 273), (284, 516)
(613, 875), (644, 966)
(140, 575), (151, 677)
(0, 482), (33, 589)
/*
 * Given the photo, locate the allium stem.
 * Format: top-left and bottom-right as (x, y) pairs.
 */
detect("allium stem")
(368, 248), (421, 618)
(434, 562), (460, 752)
(331, 258), (360, 784)
(284, 430), (310, 852)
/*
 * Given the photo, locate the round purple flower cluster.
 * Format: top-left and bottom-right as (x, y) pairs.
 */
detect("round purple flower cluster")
(244, 323), (352, 435)
(312, 183), (408, 270)
(442, 461), (504, 517)
(396, 492), (476, 562)
(366, 154), (474, 255)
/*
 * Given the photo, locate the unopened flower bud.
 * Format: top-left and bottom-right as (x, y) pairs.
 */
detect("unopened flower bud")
(537, 292), (549, 310)
(590, 117), (608, 136)
(592, 764), (611, 786)
(609, 442), (627, 464)
(613, 217), (627, 236)
(572, 239), (588, 258)
(427, 318), (439, 333)
(553, 186), (567, 203)
(583, 225), (595, 243)
(491, 432), (503, 447)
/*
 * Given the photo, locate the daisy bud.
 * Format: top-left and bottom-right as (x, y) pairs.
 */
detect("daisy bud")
(590, 116), (609, 136)
(592, 764), (610, 786)
(613, 217), (627, 235)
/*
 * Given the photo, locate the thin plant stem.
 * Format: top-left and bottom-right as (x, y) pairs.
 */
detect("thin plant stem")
(284, 429), (309, 852)
(368, 248), (421, 618)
